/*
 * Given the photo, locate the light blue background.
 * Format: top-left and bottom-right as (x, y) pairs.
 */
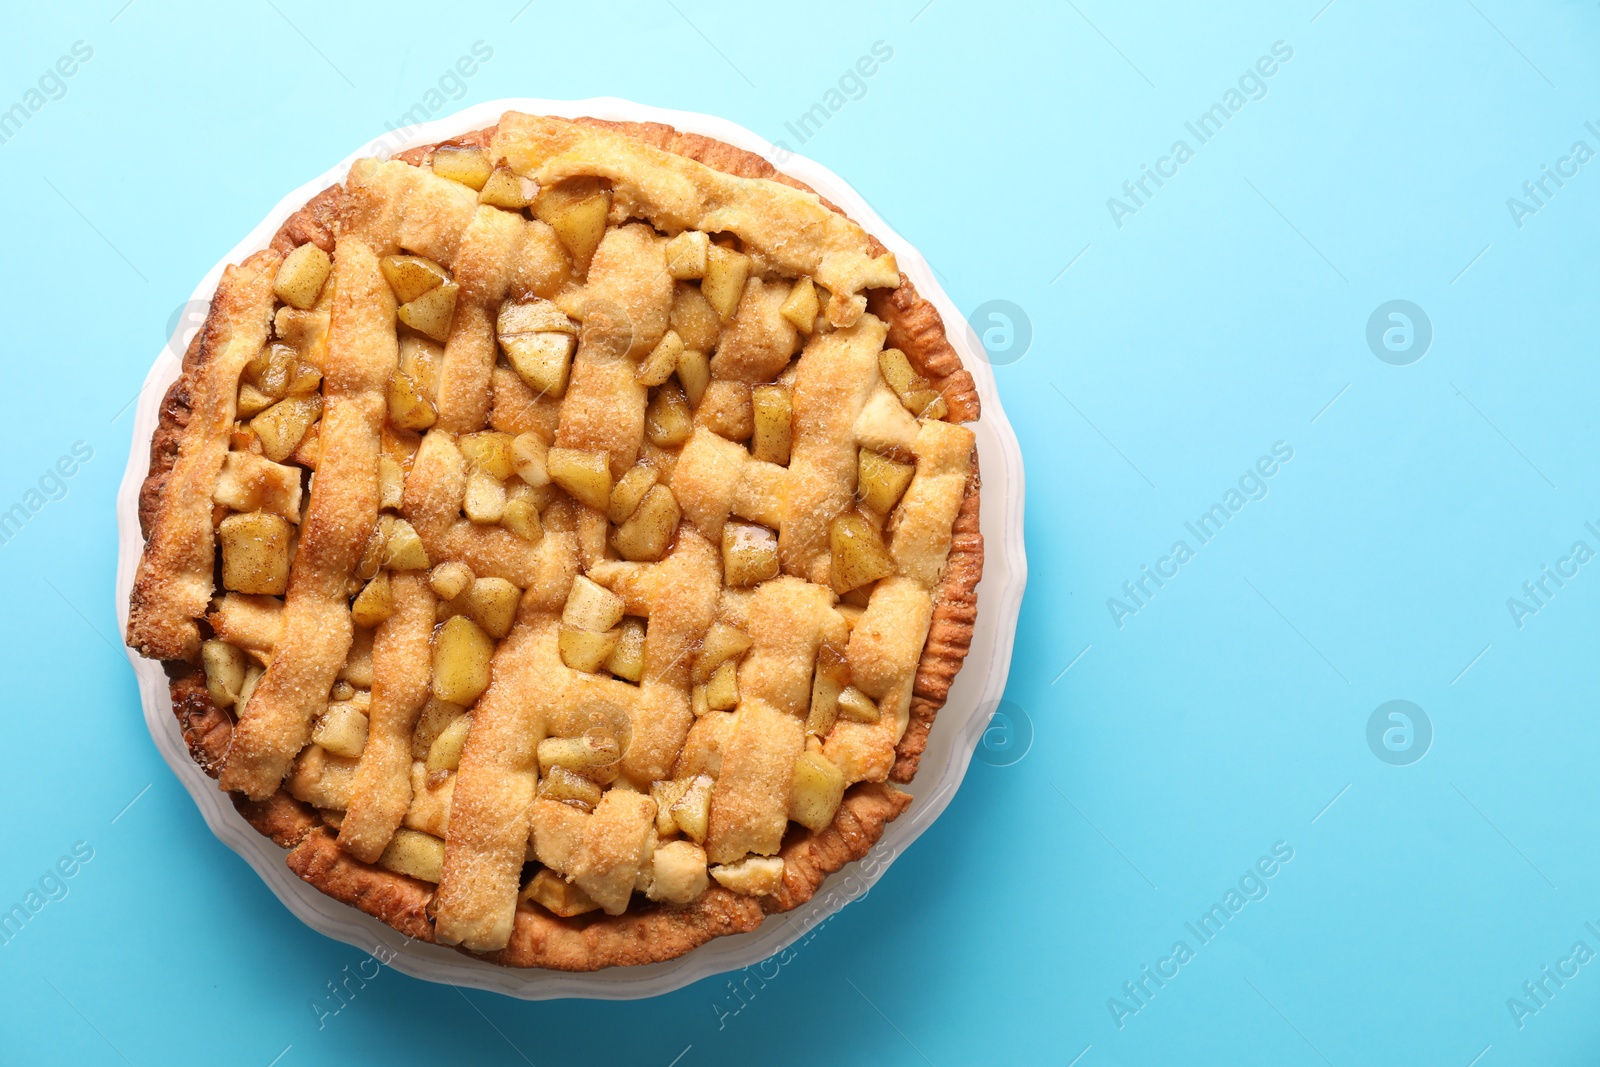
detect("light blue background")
(1, 0), (1596, 1063)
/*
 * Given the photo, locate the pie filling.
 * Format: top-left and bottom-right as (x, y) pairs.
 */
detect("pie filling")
(128, 113), (976, 956)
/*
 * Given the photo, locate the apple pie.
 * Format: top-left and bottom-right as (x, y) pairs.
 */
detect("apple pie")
(127, 112), (983, 969)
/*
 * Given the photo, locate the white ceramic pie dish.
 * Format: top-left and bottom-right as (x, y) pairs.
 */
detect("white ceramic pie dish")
(113, 96), (1027, 1000)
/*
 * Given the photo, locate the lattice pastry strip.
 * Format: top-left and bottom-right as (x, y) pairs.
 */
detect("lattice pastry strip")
(668, 427), (790, 541)
(738, 576), (848, 718)
(704, 699), (804, 865)
(127, 251), (279, 661)
(551, 224), (667, 475)
(433, 611), (655, 950)
(402, 430), (573, 590)
(587, 527), (722, 781)
(206, 593), (283, 665)
(219, 239), (396, 799)
(431, 615), (564, 951)
(435, 204), (546, 432)
(528, 788), (657, 915)
(337, 573), (435, 862)
(711, 276), (800, 383)
(823, 419), (976, 784)
(780, 314), (891, 584)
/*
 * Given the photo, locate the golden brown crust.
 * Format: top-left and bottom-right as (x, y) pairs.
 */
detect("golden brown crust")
(286, 829), (437, 941)
(139, 333), (204, 540)
(765, 781), (912, 913)
(166, 667), (234, 777)
(395, 123), (498, 167)
(135, 114), (987, 969)
(869, 284), (980, 424)
(280, 781), (908, 970)
(894, 458), (983, 782)
(489, 884), (764, 970)
(167, 669), (322, 847)
(234, 790), (322, 850)
(269, 184), (342, 256)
